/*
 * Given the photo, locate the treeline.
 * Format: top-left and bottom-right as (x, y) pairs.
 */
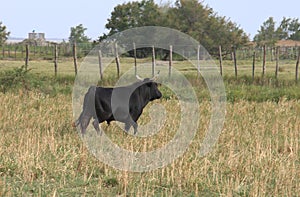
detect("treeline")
(254, 17), (300, 46)
(98, 0), (249, 55)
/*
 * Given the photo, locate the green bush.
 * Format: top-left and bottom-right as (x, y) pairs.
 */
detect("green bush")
(0, 65), (31, 93)
(0, 65), (74, 95)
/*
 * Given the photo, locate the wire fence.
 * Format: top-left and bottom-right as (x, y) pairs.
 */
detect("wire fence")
(0, 42), (94, 60)
(1, 42), (300, 81)
(1, 42), (300, 61)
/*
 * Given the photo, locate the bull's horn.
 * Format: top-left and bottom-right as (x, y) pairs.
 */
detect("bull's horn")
(136, 75), (143, 81)
(150, 70), (160, 81)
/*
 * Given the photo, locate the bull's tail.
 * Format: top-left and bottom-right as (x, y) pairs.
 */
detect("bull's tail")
(76, 86), (97, 135)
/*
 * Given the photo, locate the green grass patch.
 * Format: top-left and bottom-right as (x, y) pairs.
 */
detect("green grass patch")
(1, 65), (300, 103)
(0, 66), (74, 96)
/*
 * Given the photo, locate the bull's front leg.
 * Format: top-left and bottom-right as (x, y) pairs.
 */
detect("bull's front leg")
(133, 122), (138, 135)
(124, 120), (138, 135)
(92, 119), (102, 135)
(124, 123), (131, 132)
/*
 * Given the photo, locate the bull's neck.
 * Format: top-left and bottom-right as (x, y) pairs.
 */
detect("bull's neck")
(136, 84), (150, 108)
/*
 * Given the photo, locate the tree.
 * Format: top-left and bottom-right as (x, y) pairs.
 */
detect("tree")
(254, 17), (300, 46)
(0, 21), (10, 46)
(166, 0), (212, 37)
(164, 0), (248, 54)
(100, 0), (249, 55)
(276, 17), (291, 40)
(100, 0), (161, 41)
(288, 18), (300, 40)
(254, 17), (278, 47)
(204, 15), (249, 54)
(69, 24), (90, 43)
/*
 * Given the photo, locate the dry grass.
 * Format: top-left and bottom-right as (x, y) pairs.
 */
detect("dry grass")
(0, 59), (299, 195)
(0, 90), (299, 196)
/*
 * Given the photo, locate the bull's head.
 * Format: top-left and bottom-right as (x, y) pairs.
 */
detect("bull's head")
(136, 71), (162, 101)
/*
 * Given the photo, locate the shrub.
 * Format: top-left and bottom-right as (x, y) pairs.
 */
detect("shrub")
(0, 65), (31, 93)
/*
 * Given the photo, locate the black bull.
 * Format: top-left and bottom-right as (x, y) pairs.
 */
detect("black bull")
(76, 78), (162, 135)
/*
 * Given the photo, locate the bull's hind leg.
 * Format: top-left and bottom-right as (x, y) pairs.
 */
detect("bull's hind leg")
(92, 119), (102, 135)
(79, 115), (91, 136)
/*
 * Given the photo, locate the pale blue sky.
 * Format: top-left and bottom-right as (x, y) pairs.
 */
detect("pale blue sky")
(1, 0), (299, 40)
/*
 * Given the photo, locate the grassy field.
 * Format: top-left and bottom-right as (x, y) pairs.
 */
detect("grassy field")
(0, 59), (299, 196)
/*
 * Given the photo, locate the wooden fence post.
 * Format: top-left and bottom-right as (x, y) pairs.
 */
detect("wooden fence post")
(219, 45), (223, 76)
(8, 45), (11, 57)
(197, 45), (200, 76)
(98, 50), (103, 80)
(262, 45), (266, 77)
(33, 45), (36, 57)
(271, 47), (274, 61)
(14, 46), (17, 60)
(296, 47), (300, 82)
(39, 45), (42, 56)
(114, 42), (120, 78)
(152, 45), (156, 77)
(54, 43), (58, 76)
(232, 46), (238, 78)
(133, 43), (137, 75)
(1, 45), (4, 58)
(25, 44), (29, 70)
(46, 43), (49, 55)
(275, 46), (279, 79)
(169, 45), (173, 78)
(252, 51), (256, 80)
(21, 45), (24, 58)
(72, 42), (78, 75)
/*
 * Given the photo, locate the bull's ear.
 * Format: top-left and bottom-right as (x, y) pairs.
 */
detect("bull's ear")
(136, 75), (143, 81)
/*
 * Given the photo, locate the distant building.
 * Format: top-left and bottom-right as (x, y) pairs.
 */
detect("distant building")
(27, 32), (46, 46)
(28, 32), (45, 41)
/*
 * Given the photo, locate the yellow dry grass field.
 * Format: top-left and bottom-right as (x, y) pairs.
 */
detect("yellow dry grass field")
(0, 58), (300, 196)
(0, 89), (299, 196)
